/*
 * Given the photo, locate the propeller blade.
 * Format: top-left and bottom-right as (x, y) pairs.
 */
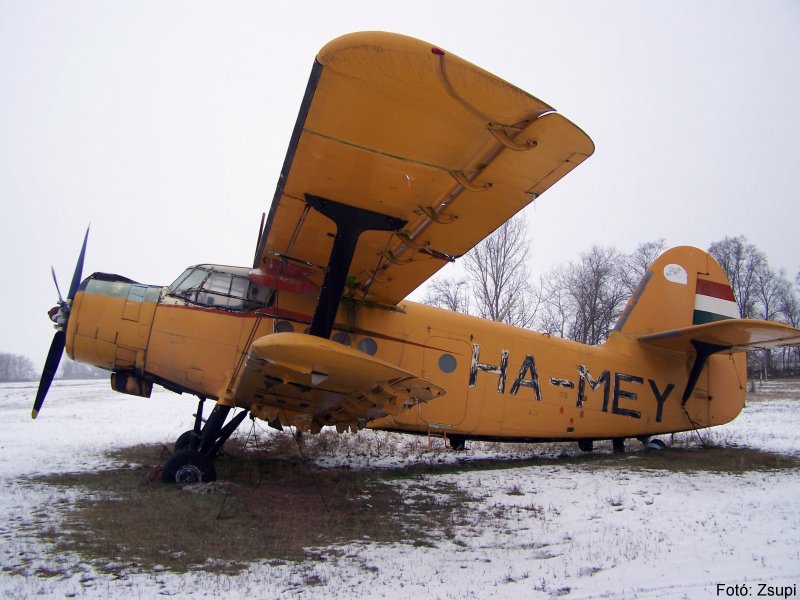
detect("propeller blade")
(32, 330), (66, 419)
(67, 226), (90, 300)
(51, 266), (65, 304)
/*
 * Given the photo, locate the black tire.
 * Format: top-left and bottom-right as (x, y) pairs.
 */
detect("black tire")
(449, 435), (466, 451)
(646, 438), (667, 451)
(578, 439), (594, 452)
(162, 449), (216, 484)
(174, 430), (198, 452)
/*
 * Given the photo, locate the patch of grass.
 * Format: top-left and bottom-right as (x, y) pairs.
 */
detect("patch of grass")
(506, 483), (524, 496)
(378, 442), (800, 477)
(603, 446), (800, 474)
(29, 441), (473, 576)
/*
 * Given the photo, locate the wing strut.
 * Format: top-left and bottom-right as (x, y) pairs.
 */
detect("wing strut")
(305, 194), (406, 339)
(681, 340), (731, 405)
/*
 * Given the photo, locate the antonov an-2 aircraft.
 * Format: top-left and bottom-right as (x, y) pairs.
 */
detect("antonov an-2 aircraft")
(34, 32), (800, 483)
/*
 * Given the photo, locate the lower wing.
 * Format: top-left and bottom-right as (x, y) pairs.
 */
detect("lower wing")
(231, 332), (445, 432)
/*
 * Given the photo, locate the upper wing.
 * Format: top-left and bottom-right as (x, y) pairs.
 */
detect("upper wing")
(254, 32), (594, 306)
(639, 319), (800, 353)
(231, 333), (445, 432)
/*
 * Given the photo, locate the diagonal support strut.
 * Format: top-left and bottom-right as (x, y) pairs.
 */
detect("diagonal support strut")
(305, 194), (407, 340)
(681, 340), (731, 405)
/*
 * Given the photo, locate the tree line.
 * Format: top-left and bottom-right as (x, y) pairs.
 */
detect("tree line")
(424, 218), (800, 376)
(0, 354), (107, 382)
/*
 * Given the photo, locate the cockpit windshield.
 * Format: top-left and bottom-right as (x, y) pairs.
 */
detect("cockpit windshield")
(167, 265), (272, 311)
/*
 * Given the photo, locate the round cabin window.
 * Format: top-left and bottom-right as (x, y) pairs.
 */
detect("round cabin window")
(332, 332), (352, 347)
(438, 353), (457, 373)
(275, 320), (293, 333)
(357, 337), (378, 355)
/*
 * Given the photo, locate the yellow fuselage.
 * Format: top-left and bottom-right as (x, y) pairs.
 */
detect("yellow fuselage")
(66, 277), (746, 442)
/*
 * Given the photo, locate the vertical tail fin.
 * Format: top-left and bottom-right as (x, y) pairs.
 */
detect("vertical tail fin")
(614, 246), (738, 337)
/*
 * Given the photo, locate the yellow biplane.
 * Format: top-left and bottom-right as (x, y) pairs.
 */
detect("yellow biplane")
(34, 32), (800, 483)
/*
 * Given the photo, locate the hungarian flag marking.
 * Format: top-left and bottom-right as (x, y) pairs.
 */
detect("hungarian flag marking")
(694, 279), (738, 324)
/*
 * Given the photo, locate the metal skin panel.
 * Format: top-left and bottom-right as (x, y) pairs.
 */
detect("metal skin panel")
(146, 304), (249, 399)
(67, 284), (158, 374)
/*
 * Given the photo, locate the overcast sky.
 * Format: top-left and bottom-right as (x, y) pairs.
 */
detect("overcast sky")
(2, 1), (799, 368)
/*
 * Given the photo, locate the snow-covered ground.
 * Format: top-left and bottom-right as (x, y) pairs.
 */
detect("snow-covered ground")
(1, 380), (799, 599)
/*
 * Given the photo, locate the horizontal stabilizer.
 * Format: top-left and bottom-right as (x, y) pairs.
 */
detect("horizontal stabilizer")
(232, 333), (445, 432)
(639, 319), (800, 353)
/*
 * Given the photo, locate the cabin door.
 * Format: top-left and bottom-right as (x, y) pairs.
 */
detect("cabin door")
(418, 336), (472, 428)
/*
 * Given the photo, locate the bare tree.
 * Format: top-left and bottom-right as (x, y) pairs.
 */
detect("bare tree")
(753, 265), (786, 322)
(777, 278), (800, 372)
(0, 353), (37, 382)
(619, 239), (666, 296)
(778, 279), (800, 328)
(462, 216), (538, 328)
(536, 270), (571, 338)
(422, 277), (470, 313)
(751, 264), (787, 378)
(567, 246), (628, 344)
(537, 245), (627, 345)
(709, 236), (765, 319)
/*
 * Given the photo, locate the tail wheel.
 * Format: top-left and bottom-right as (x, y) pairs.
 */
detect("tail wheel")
(162, 449), (216, 484)
(646, 438), (667, 450)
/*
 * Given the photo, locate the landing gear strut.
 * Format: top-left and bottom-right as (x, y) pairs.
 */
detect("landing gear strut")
(162, 398), (249, 484)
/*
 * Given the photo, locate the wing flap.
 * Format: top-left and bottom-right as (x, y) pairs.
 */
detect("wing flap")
(639, 319), (800, 353)
(232, 333), (445, 432)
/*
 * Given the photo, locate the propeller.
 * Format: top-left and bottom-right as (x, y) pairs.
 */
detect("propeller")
(32, 226), (89, 419)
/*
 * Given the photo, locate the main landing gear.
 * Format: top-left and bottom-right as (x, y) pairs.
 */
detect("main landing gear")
(162, 398), (249, 484)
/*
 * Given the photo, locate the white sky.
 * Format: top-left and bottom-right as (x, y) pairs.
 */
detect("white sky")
(2, 1), (799, 367)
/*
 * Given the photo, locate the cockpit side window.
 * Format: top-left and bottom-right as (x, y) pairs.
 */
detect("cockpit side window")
(168, 268), (194, 291)
(169, 268), (209, 302)
(167, 265), (272, 312)
(197, 272), (243, 310)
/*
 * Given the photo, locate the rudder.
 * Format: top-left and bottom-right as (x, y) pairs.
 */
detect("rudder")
(614, 246), (738, 337)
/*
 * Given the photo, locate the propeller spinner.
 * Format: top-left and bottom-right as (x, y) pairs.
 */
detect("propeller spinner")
(32, 227), (89, 419)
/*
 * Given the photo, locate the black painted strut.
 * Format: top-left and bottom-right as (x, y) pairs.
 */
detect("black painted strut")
(305, 194), (406, 340)
(681, 340), (731, 405)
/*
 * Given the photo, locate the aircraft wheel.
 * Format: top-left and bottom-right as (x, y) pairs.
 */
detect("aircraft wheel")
(162, 449), (216, 484)
(174, 430), (198, 452)
(578, 440), (594, 452)
(612, 438), (625, 454)
(645, 438), (667, 451)
(449, 435), (466, 451)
